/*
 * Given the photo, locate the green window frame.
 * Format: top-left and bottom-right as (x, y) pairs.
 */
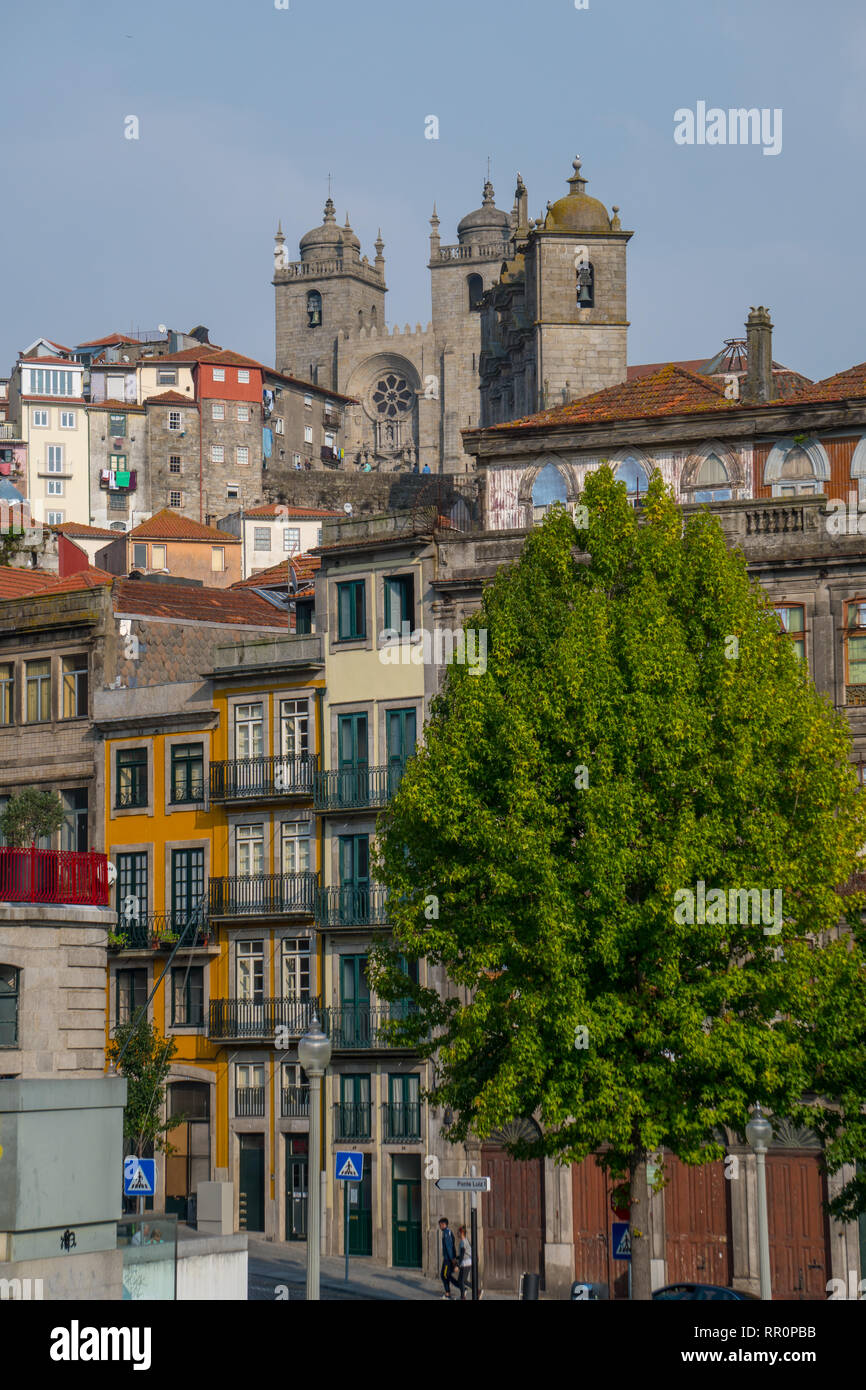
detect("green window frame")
(383, 574), (414, 630)
(0, 965), (20, 1048)
(295, 599), (313, 635)
(116, 747), (148, 808)
(116, 967), (147, 1026)
(171, 742), (204, 803)
(337, 580), (366, 641)
(172, 848), (205, 929)
(108, 412), (127, 437)
(171, 966), (204, 1026)
(116, 852), (148, 922)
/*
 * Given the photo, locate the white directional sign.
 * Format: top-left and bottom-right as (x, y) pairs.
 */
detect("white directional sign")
(435, 1176), (490, 1192)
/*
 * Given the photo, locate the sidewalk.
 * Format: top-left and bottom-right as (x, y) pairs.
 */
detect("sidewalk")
(248, 1235), (512, 1301)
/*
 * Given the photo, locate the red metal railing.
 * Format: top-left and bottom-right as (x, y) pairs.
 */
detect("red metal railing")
(0, 847), (110, 906)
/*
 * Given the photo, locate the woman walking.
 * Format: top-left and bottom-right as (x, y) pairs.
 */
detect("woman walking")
(457, 1225), (472, 1300)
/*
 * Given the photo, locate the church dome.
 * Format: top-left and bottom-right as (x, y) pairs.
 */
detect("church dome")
(544, 157), (611, 234)
(457, 180), (512, 243)
(299, 197), (344, 260)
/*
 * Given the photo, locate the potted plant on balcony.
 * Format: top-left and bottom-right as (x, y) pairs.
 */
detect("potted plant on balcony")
(0, 788), (65, 848)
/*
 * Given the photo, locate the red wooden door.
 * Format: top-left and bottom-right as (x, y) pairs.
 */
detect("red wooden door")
(664, 1156), (732, 1287)
(571, 1156), (628, 1298)
(766, 1152), (829, 1300)
(480, 1144), (544, 1291)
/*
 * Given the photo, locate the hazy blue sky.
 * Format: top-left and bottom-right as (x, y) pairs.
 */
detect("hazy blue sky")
(1, 0), (863, 382)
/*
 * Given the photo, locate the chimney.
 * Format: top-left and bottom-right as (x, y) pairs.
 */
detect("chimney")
(744, 306), (773, 403)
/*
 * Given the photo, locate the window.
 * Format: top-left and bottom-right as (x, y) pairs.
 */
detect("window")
(691, 454), (732, 503)
(158, 369), (177, 385)
(776, 446), (818, 497)
(108, 412), (125, 436)
(467, 272), (484, 309)
(281, 820), (310, 875)
(274, 417), (284, 434)
(25, 659), (51, 722)
(235, 702), (263, 757)
(295, 599), (313, 634)
(338, 1072), (371, 1137)
(171, 742), (204, 802)
(108, 454), (126, 472)
(531, 462), (568, 521)
(280, 698), (309, 757)
(169, 491), (182, 507)
(237, 942), (264, 1001)
(111, 490), (130, 511)
(283, 527), (301, 554)
(46, 510), (65, 524)
(0, 965), (19, 1047)
(63, 788), (88, 854)
(254, 527), (271, 551)
(117, 851), (148, 924)
(237, 369), (250, 384)
(0, 663), (13, 725)
(614, 457), (650, 505)
(212, 402), (225, 420)
(47, 445), (64, 472)
(304, 426), (313, 444)
(116, 968), (147, 1026)
(133, 543), (148, 568)
(151, 544), (166, 569)
(237, 824), (264, 877)
(282, 938), (310, 998)
(168, 410), (182, 431)
(106, 374), (125, 397)
(386, 708), (417, 773)
(773, 606), (805, 662)
(303, 394), (312, 409)
(169, 456), (181, 473)
(171, 966), (204, 1026)
(337, 580), (366, 640)
(47, 479), (64, 495)
(28, 368), (75, 396)
(32, 409), (48, 427)
(211, 445), (225, 463)
(61, 655), (88, 718)
(172, 848), (204, 926)
(237, 446), (249, 466)
(324, 432), (335, 449)
(387, 1073), (421, 1137)
(847, 602), (866, 687)
(235, 1063), (265, 1115)
(60, 410), (76, 429)
(226, 486), (239, 500)
(116, 747), (147, 808)
(292, 453), (302, 468)
(212, 367), (225, 382)
(211, 546), (225, 572)
(384, 574), (414, 629)
(306, 292), (322, 328)
(237, 404), (250, 422)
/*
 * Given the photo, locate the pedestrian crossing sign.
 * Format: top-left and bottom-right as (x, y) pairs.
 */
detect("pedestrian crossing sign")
(612, 1221), (631, 1260)
(335, 1151), (364, 1181)
(123, 1157), (156, 1196)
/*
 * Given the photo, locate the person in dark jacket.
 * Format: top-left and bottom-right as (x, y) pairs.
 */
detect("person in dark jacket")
(438, 1217), (460, 1298)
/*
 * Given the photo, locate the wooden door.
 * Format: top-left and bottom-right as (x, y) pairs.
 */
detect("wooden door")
(572, 1156), (627, 1297)
(664, 1156), (732, 1287)
(480, 1141), (544, 1291)
(766, 1152), (829, 1299)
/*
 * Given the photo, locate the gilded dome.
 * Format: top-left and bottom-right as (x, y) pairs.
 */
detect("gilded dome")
(544, 157), (611, 234)
(457, 180), (512, 243)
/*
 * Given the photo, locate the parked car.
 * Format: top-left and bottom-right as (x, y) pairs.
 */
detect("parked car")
(653, 1283), (758, 1301)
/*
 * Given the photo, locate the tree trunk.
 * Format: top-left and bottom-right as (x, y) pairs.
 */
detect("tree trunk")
(629, 1151), (653, 1300)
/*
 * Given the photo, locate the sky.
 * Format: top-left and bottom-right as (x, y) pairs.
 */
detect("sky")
(1, 0), (864, 383)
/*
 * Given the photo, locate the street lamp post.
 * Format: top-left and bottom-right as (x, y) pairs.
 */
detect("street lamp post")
(298, 1012), (332, 1302)
(746, 1103), (773, 1301)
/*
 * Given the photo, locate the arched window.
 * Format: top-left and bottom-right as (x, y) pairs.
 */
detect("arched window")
(531, 462), (568, 522)
(0, 964), (20, 1047)
(358, 309), (364, 328)
(467, 274), (484, 311)
(371, 305), (377, 326)
(777, 446), (818, 496)
(691, 453), (732, 503)
(576, 261), (595, 308)
(614, 457), (649, 505)
(306, 291), (322, 328)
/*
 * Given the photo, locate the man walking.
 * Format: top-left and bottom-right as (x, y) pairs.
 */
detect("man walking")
(438, 1217), (460, 1299)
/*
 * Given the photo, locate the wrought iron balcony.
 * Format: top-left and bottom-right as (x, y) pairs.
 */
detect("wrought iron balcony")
(209, 995), (319, 1041)
(333, 1101), (372, 1140)
(235, 1087), (265, 1117)
(323, 1005), (412, 1051)
(209, 755), (317, 802)
(209, 871), (318, 918)
(314, 763), (406, 812)
(382, 1102), (422, 1142)
(109, 912), (213, 952)
(281, 1085), (310, 1117)
(0, 847), (109, 906)
(315, 886), (388, 929)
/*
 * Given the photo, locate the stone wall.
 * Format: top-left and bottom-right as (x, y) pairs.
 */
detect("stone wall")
(261, 468), (481, 520)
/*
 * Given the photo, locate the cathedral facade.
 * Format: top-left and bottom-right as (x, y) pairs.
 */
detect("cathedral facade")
(273, 156), (632, 474)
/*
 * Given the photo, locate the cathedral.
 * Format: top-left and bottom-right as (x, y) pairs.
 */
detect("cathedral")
(273, 155), (633, 474)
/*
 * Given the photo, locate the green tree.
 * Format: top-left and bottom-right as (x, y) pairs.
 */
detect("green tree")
(371, 467), (866, 1298)
(107, 1018), (181, 1158)
(0, 788), (65, 847)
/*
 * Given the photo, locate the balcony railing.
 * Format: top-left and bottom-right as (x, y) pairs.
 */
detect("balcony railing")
(235, 1087), (265, 1117)
(109, 912), (212, 952)
(209, 755), (317, 802)
(314, 763), (407, 812)
(333, 1102), (372, 1140)
(281, 1085), (310, 1117)
(0, 847), (109, 906)
(382, 1102), (422, 1142)
(315, 886), (389, 929)
(323, 1005), (412, 1050)
(209, 995), (319, 1040)
(209, 872), (318, 918)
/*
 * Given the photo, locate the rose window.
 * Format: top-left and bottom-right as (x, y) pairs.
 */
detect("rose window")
(372, 375), (414, 417)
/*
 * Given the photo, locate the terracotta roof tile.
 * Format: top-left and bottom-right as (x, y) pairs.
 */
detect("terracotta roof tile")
(627, 359), (710, 380)
(19, 354), (80, 367)
(143, 390), (196, 405)
(52, 521), (118, 538)
(76, 333), (141, 348)
(88, 398), (146, 413)
(488, 364), (738, 432)
(0, 565), (114, 599)
(113, 578), (286, 628)
(243, 504), (343, 519)
(232, 553), (321, 589)
(128, 508), (240, 542)
(793, 363), (866, 404)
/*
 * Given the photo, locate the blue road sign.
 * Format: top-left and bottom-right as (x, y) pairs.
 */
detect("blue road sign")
(124, 1157), (156, 1197)
(612, 1221), (631, 1261)
(335, 1151), (364, 1182)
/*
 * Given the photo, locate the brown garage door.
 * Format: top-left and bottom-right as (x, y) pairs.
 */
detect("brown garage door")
(481, 1125), (544, 1291)
(664, 1156), (732, 1287)
(766, 1152), (830, 1299)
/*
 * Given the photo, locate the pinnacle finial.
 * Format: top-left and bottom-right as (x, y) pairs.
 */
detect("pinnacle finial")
(568, 155), (588, 195)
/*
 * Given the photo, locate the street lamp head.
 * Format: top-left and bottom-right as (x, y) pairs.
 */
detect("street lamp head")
(298, 1012), (332, 1076)
(746, 1103), (773, 1153)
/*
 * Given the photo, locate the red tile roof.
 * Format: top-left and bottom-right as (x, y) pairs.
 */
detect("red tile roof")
(488, 364), (736, 432)
(793, 363), (866, 404)
(143, 390), (196, 405)
(76, 334), (141, 348)
(0, 565), (114, 599)
(51, 521), (118, 538)
(232, 553), (321, 589)
(113, 578), (286, 628)
(139, 346), (224, 364)
(628, 359), (709, 380)
(128, 509), (240, 542)
(197, 350), (263, 369)
(243, 504), (342, 519)
(88, 398), (145, 413)
(19, 355), (81, 367)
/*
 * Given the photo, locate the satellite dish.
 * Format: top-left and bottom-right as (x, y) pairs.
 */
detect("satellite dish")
(343, 503), (353, 515)
(158, 323), (167, 334)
